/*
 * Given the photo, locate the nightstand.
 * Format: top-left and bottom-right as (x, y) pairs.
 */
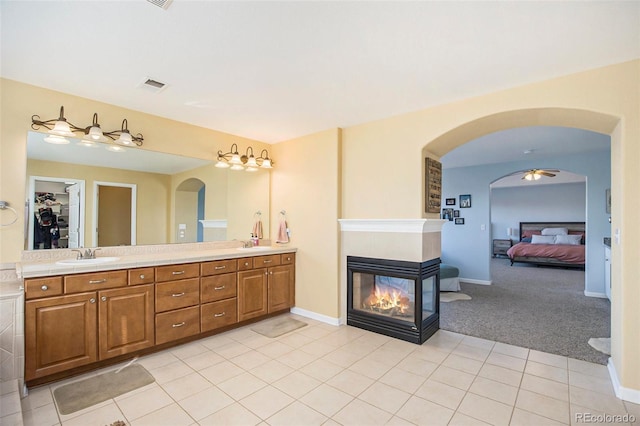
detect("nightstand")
(493, 239), (512, 257)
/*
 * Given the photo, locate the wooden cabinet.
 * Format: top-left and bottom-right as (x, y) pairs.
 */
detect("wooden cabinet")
(268, 263), (295, 313)
(155, 278), (200, 313)
(98, 284), (155, 360)
(237, 269), (268, 321)
(25, 292), (97, 381)
(156, 306), (200, 345)
(493, 239), (512, 257)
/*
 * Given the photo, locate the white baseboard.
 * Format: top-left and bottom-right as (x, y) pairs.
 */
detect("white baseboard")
(290, 307), (341, 326)
(608, 357), (640, 404)
(584, 291), (608, 299)
(459, 278), (492, 286)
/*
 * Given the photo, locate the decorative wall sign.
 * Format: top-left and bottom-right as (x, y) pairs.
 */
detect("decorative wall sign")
(425, 158), (442, 214)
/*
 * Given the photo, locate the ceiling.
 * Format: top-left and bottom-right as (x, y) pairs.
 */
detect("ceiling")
(1, 1), (639, 146)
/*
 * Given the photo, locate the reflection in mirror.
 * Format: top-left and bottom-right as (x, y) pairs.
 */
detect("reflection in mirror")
(25, 131), (271, 250)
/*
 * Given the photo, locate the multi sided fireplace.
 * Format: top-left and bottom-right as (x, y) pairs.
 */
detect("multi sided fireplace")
(347, 256), (440, 344)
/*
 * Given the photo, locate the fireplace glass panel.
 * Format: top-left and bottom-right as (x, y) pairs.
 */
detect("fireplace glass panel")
(352, 272), (415, 323)
(422, 276), (435, 321)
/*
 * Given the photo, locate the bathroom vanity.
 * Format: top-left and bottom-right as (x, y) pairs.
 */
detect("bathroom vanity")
(19, 244), (296, 386)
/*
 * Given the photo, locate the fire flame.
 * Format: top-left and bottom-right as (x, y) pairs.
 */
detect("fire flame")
(363, 287), (411, 316)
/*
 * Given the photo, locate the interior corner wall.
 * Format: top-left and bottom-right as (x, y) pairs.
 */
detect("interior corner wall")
(270, 128), (341, 319)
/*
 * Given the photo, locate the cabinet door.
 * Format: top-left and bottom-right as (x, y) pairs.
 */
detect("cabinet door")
(25, 292), (97, 381)
(237, 269), (268, 321)
(98, 284), (155, 360)
(268, 264), (294, 313)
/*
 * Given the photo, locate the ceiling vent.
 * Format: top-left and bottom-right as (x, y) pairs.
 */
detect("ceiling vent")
(146, 0), (173, 10)
(138, 77), (168, 94)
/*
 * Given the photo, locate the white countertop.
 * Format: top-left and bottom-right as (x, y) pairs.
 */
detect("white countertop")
(18, 245), (297, 279)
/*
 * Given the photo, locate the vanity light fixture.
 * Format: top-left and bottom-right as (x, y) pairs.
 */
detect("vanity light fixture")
(215, 143), (274, 171)
(31, 106), (144, 148)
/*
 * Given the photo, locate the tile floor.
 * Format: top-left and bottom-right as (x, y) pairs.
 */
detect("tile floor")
(12, 314), (640, 425)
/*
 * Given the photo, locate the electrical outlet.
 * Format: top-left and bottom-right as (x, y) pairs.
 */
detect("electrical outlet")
(480, 224), (486, 231)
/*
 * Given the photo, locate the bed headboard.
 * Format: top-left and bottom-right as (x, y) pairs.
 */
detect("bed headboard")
(519, 222), (586, 242)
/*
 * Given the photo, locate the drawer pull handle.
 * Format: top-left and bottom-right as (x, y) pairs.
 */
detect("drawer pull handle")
(263, 260), (272, 264)
(41, 285), (48, 291)
(172, 271), (185, 275)
(214, 312), (226, 317)
(244, 262), (249, 266)
(172, 322), (185, 328)
(171, 292), (185, 297)
(214, 266), (226, 270)
(89, 279), (107, 284)
(287, 257), (291, 261)
(214, 286), (226, 290)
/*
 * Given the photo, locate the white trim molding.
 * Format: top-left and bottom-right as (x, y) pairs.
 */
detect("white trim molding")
(338, 219), (446, 233)
(608, 358), (640, 404)
(459, 278), (492, 286)
(199, 219), (228, 229)
(584, 291), (608, 299)
(290, 307), (341, 326)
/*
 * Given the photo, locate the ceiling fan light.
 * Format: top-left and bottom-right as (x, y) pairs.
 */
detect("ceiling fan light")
(44, 134), (70, 144)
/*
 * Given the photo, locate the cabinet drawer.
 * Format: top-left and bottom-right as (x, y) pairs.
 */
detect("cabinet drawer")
(155, 263), (200, 283)
(156, 278), (200, 313)
(64, 271), (127, 293)
(25, 276), (63, 300)
(201, 273), (237, 303)
(253, 255), (281, 268)
(281, 253), (295, 265)
(129, 268), (155, 286)
(201, 299), (237, 332)
(155, 306), (200, 345)
(237, 258), (253, 271)
(201, 259), (237, 276)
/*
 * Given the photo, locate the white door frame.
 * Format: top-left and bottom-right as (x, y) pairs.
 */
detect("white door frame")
(93, 181), (137, 247)
(28, 176), (86, 250)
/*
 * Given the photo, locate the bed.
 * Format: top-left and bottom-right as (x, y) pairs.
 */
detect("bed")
(507, 222), (586, 269)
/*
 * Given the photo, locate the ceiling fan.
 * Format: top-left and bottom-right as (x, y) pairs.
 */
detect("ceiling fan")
(506, 169), (560, 181)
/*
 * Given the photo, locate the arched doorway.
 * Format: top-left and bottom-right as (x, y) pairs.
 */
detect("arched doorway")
(175, 178), (206, 243)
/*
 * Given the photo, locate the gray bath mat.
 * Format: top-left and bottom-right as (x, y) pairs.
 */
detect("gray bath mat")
(252, 317), (307, 338)
(53, 364), (155, 415)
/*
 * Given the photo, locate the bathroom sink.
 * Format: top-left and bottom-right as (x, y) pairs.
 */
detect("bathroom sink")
(56, 257), (120, 265)
(236, 246), (271, 251)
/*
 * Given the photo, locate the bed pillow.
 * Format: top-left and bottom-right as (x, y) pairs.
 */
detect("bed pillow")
(554, 234), (582, 245)
(541, 227), (569, 236)
(521, 237), (532, 243)
(569, 231), (586, 244)
(531, 235), (556, 244)
(521, 230), (542, 239)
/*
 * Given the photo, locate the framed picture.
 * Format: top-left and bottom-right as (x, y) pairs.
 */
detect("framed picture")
(453, 210), (460, 218)
(459, 194), (471, 208)
(442, 208), (454, 221)
(606, 188), (611, 214)
(455, 218), (465, 225)
(445, 198), (456, 206)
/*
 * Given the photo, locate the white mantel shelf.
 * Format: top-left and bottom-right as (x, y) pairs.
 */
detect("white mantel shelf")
(338, 219), (446, 233)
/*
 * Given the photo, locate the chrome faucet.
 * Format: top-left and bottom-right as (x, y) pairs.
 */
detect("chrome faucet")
(72, 248), (101, 260)
(241, 240), (254, 248)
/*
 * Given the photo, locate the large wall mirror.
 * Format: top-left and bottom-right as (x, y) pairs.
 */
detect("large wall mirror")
(25, 131), (270, 250)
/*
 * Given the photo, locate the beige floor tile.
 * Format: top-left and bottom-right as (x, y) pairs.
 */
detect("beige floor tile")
(378, 366), (427, 394)
(492, 342), (529, 360)
(299, 325), (334, 340)
(214, 341), (252, 359)
(197, 402), (261, 426)
(256, 341), (295, 358)
(414, 378), (466, 410)
(457, 392), (514, 426)
(341, 340), (382, 358)
(348, 356), (394, 380)
(624, 400), (640, 418)
(429, 365), (476, 391)
(239, 386), (294, 419)
(178, 386), (234, 421)
(148, 360), (194, 385)
(448, 411), (492, 425)
(22, 403), (60, 426)
(22, 386), (54, 411)
(567, 358), (610, 379)
(528, 350), (568, 369)
(460, 335), (496, 350)
(385, 415), (415, 425)
(117, 385), (173, 422)
(569, 386), (628, 416)
(411, 345), (449, 364)
(396, 395), (454, 426)
(300, 341), (340, 358)
(199, 360), (244, 384)
(357, 382), (411, 415)
(266, 401), (327, 426)
(113, 382), (158, 402)
(469, 376), (518, 405)
(161, 372), (213, 401)
(217, 372), (268, 400)
(396, 356), (439, 377)
(170, 342), (209, 360)
(299, 358), (344, 382)
(249, 359), (295, 383)
(272, 371), (322, 399)
(316, 331), (359, 348)
(520, 373), (569, 402)
(181, 349), (225, 371)
(515, 389), (570, 424)
(230, 349), (271, 370)
(136, 351), (179, 371)
(1, 391), (21, 418)
(326, 369), (375, 397)
(130, 403), (193, 426)
(238, 333), (274, 350)
(510, 407), (567, 425)
(198, 334), (236, 351)
(1, 411), (24, 426)
(442, 353), (484, 375)
(332, 398), (393, 425)
(422, 334), (462, 354)
(277, 349), (317, 369)
(525, 361), (568, 384)
(451, 343), (491, 362)
(570, 404), (632, 426)
(568, 370), (615, 396)
(486, 351), (527, 372)
(277, 332), (315, 349)
(299, 384), (353, 417)
(478, 363), (523, 387)
(321, 347), (364, 368)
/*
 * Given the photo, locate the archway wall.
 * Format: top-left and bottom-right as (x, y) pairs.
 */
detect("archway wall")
(341, 60), (638, 395)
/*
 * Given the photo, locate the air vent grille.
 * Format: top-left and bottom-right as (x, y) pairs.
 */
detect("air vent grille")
(147, 0), (173, 10)
(144, 79), (165, 89)
(138, 77), (168, 93)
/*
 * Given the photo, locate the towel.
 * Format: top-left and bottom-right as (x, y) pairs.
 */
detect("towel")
(276, 219), (289, 244)
(252, 220), (263, 239)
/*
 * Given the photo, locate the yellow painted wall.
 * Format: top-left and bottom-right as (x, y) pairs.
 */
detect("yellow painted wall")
(271, 128), (342, 318)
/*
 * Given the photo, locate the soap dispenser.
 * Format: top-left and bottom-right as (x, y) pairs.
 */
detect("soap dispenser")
(251, 233), (259, 246)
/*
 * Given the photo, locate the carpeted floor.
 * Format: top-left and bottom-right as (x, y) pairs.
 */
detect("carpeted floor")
(439, 258), (611, 364)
